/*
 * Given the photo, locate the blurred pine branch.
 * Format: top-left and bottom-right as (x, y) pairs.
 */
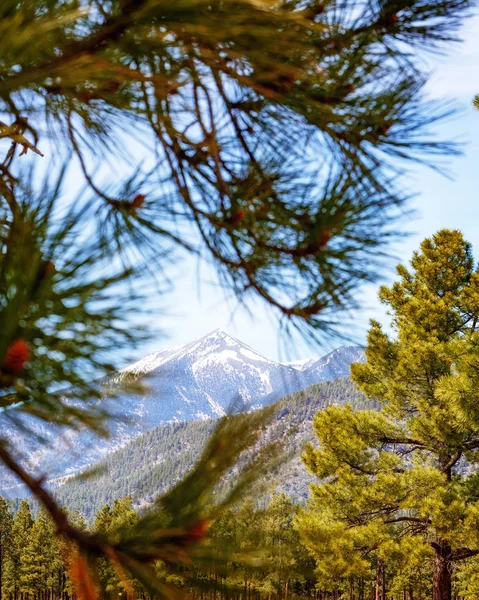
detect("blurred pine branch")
(0, 0), (472, 337)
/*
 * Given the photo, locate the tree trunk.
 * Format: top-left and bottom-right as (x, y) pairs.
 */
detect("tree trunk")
(375, 560), (385, 600)
(432, 542), (452, 600)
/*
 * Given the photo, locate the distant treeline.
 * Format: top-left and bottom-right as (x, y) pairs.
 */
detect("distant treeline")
(0, 491), (465, 600)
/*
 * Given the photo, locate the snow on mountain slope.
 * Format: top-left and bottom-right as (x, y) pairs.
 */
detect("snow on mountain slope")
(304, 346), (366, 383)
(284, 358), (317, 371)
(0, 330), (364, 495)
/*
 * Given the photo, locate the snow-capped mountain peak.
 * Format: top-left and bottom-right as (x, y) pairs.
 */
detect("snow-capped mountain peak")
(122, 329), (278, 377)
(1, 331), (364, 495)
(121, 344), (185, 376)
(304, 345), (365, 381)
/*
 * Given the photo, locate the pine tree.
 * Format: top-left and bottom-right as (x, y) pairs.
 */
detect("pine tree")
(260, 494), (298, 599)
(4, 501), (33, 598)
(0, 0), (475, 595)
(20, 508), (56, 594)
(93, 498), (139, 596)
(62, 510), (87, 599)
(297, 230), (479, 600)
(0, 497), (13, 600)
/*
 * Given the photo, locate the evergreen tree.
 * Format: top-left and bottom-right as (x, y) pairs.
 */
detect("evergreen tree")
(93, 498), (139, 596)
(196, 494), (313, 600)
(0, 497), (13, 600)
(20, 508), (57, 594)
(297, 230), (479, 600)
(4, 501), (33, 598)
(62, 510), (87, 599)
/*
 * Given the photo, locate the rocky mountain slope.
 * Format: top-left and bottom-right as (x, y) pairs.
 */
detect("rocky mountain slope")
(54, 378), (369, 520)
(1, 330), (364, 495)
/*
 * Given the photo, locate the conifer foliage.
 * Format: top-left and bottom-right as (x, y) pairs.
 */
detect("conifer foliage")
(0, 0), (473, 336)
(296, 230), (479, 600)
(0, 498), (13, 600)
(0, 495), (316, 600)
(0, 0), (474, 596)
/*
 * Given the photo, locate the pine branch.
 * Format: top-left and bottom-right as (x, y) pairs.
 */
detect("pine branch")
(0, 404), (284, 598)
(0, 0), (471, 338)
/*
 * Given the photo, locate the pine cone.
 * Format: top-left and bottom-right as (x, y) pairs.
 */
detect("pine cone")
(131, 194), (146, 209)
(317, 229), (332, 248)
(184, 520), (210, 544)
(231, 208), (246, 225)
(386, 13), (398, 28)
(3, 339), (30, 374)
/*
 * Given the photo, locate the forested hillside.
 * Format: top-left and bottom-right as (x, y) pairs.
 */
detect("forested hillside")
(54, 378), (366, 519)
(1, 336), (364, 495)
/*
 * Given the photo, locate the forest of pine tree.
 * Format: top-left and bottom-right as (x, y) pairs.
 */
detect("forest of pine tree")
(0, 493), (429, 600)
(3, 487), (479, 600)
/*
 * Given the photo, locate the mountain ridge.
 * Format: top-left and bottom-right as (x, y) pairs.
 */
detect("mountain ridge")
(53, 377), (369, 520)
(1, 330), (365, 495)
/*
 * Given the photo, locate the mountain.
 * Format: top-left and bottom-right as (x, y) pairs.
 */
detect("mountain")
(54, 378), (369, 520)
(303, 346), (366, 382)
(1, 330), (364, 496)
(116, 328), (309, 416)
(283, 358), (317, 371)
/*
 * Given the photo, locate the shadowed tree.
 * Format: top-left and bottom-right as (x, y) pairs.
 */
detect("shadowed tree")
(0, 498), (13, 600)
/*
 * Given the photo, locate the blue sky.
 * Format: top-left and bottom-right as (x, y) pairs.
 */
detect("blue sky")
(136, 13), (479, 364)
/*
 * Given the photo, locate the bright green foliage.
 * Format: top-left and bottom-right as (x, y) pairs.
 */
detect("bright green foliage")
(455, 555), (479, 597)
(296, 230), (479, 600)
(384, 538), (432, 600)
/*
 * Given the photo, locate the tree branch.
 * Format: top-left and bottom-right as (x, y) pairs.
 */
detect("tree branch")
(448, 548), (479, 562)
(379, 436), (426, 447)
(443, 450), (462, 475)
(1, 1), (150, 93)
(0, 441), (107, 555)
(384, 516), (429, 526)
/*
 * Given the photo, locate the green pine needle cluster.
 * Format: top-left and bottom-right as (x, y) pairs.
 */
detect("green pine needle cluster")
(0, 0), (473, 338)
